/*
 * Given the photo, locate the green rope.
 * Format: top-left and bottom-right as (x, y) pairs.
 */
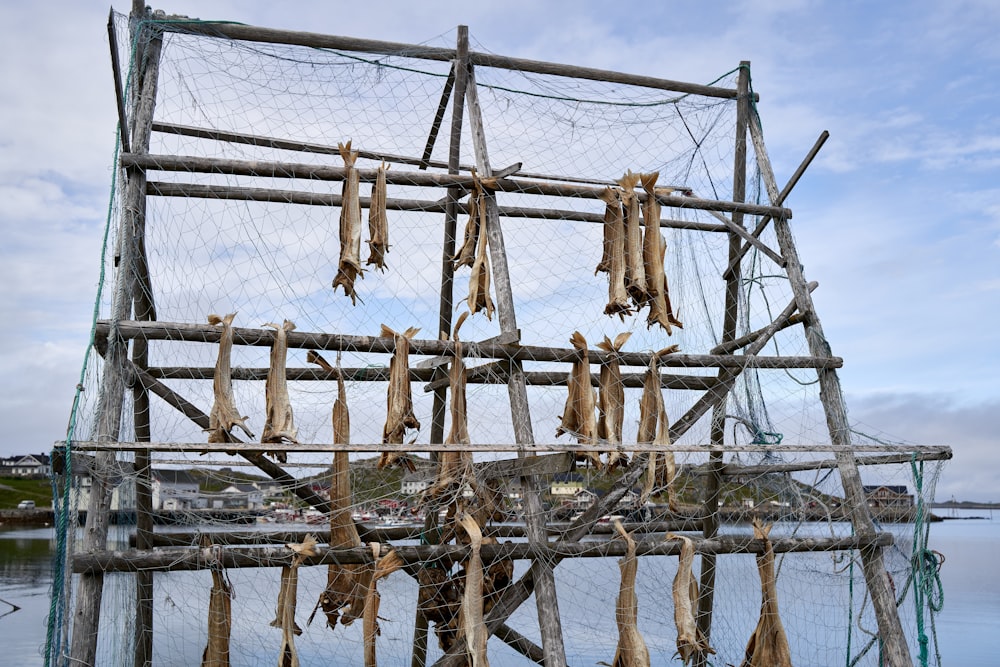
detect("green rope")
(910, 456), (944, 667)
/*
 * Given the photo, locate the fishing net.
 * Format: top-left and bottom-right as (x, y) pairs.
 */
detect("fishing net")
(47, 11), (947, 667)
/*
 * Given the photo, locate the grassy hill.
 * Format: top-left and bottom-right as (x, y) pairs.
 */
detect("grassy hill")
(0, 477), (52, 509)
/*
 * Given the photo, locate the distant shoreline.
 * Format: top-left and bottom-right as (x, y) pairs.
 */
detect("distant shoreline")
(931, 502), (1000, 510)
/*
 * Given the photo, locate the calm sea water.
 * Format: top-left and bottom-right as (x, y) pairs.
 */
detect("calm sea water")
(1, 511), (995, 666)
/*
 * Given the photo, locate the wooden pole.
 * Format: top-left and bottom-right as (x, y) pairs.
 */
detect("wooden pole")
(93, 320), (844, 370)
(154, 19), (745, 100)
(69, 7), (159, 664)
(463, 47), (568, 665)
(724, 130), (828, 279)
(696, 63), (750, 660)
(128, 151), (791, 220)
(761, 137), (915, 665)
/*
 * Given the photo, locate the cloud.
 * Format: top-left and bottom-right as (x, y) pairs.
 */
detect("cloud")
(846, 391), (1000, 503)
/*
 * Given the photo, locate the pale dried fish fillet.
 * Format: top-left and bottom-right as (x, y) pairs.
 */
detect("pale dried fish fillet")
(200, 553), (233, 667)
(366, 161), (390, 270)
(618, 170), (647, 307)
(612, 520), (650, 667)
(333, 140), (365, 304)
(306, 350), (369, 629)
(454, 172), (482, 270)
(667, 533), (714, 665)
(597, 332), (632, 470)
(363, 544), (405, 667)
(556, 331), (602, 468)
(379, 324), (421, 471)
(275, 535), (319, 667)
(639, 172), (683, 334)
(425, 313), (475, 505)
(206, 313), (253, 444)
(466, 176), (495, 320)
(458, 514), (490, 667)
(740, 520), (793, 667)
(262, 320), (298, 462)
(637, 349), (679, 510)
(601, 186), (633, 319)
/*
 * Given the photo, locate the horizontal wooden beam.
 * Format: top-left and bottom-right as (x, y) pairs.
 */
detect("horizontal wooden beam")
(130, 518), (702, 549)
(151, 121), (678, 190)
(716, 449), (953, 476)
(148, 181), (728, 231)
(74, 531), (891, 573)
(153, 19), (745, 100)
(145, 365), (718, 391)
(65, 440), (952, 455)
(128, 152), (788, 220)
(95, 320), (843, 370)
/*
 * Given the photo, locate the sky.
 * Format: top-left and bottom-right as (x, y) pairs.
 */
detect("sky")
(0, 0), (998, 502)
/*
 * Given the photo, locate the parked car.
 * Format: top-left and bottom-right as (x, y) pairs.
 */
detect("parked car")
(17, 500), (36, 510)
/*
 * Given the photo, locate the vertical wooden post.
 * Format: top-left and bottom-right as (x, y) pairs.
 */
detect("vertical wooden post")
(695, 62), (750, 659)
(414, 29), (470, 667)
(463, 50), (568, 666)
(69, 5), (161, 665)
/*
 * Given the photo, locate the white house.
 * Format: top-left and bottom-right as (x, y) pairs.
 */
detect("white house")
(401, 470), (435, 495)
(549, 473), (585, 496)
(152, 469), (202, 510)
(1, 453), (51, 478)
(219, 483), (265, 510)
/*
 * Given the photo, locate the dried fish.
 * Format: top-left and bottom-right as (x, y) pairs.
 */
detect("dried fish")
(206, 313), (254, 444)
(306, 351), (369, 630)
(262, 320), (298, 462)
(601, 186), (633, 319)
(419, 565), (463, 652)
(611, 520), (650, 667)
(365, 161), (390, 270)
(379, 324), (421, 471)
(667, 533), (713, 665)
(466, 177), (496, 320)
(200, 551), (233, 667)
(458, 514), (490, 667)
(618, 170), (647, 307)
(276, 535), (319, 667)
(639, 172), (683, 334)
(637, 350), (679, 511)
(597, 332), (632, 470)
(741, 520), (793, 667)
(556, 331), (602, 468)
(425, 313), (475, 505)
(333, 140), (365, 304)
(453, 172), (482, 270)
(363, 544), (405, 667)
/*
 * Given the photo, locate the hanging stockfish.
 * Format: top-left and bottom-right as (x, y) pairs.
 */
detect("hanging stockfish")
(418, 565), (463, 653)
(596, 332), (632, 470)
(425, 313), (476, 504)
(667, 533), (714, 665)
(618, 170), (647, 307)
(275, 535), (319, 667)
(365, 161), (390, 270)
(363, 544), (405, 667)
(200, 548), (234, 667)
(466, 176), (496, 320)
(601, 186), (633, 319)
(457, 514), (490, 667)
(454, 171), (482, 270)
(262, 320), (298, 462)
(639, 172), (683, 334)
(637, 350), (679, 511)
(611, 520), (650, 667)
(206, 313), (254, 444)
(305, 351), (370, 630)
(555, 331), (602, 468)
(741, 520), (793, 667)
(378, 324), (421, 471)
(333, 140), (364, 304)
